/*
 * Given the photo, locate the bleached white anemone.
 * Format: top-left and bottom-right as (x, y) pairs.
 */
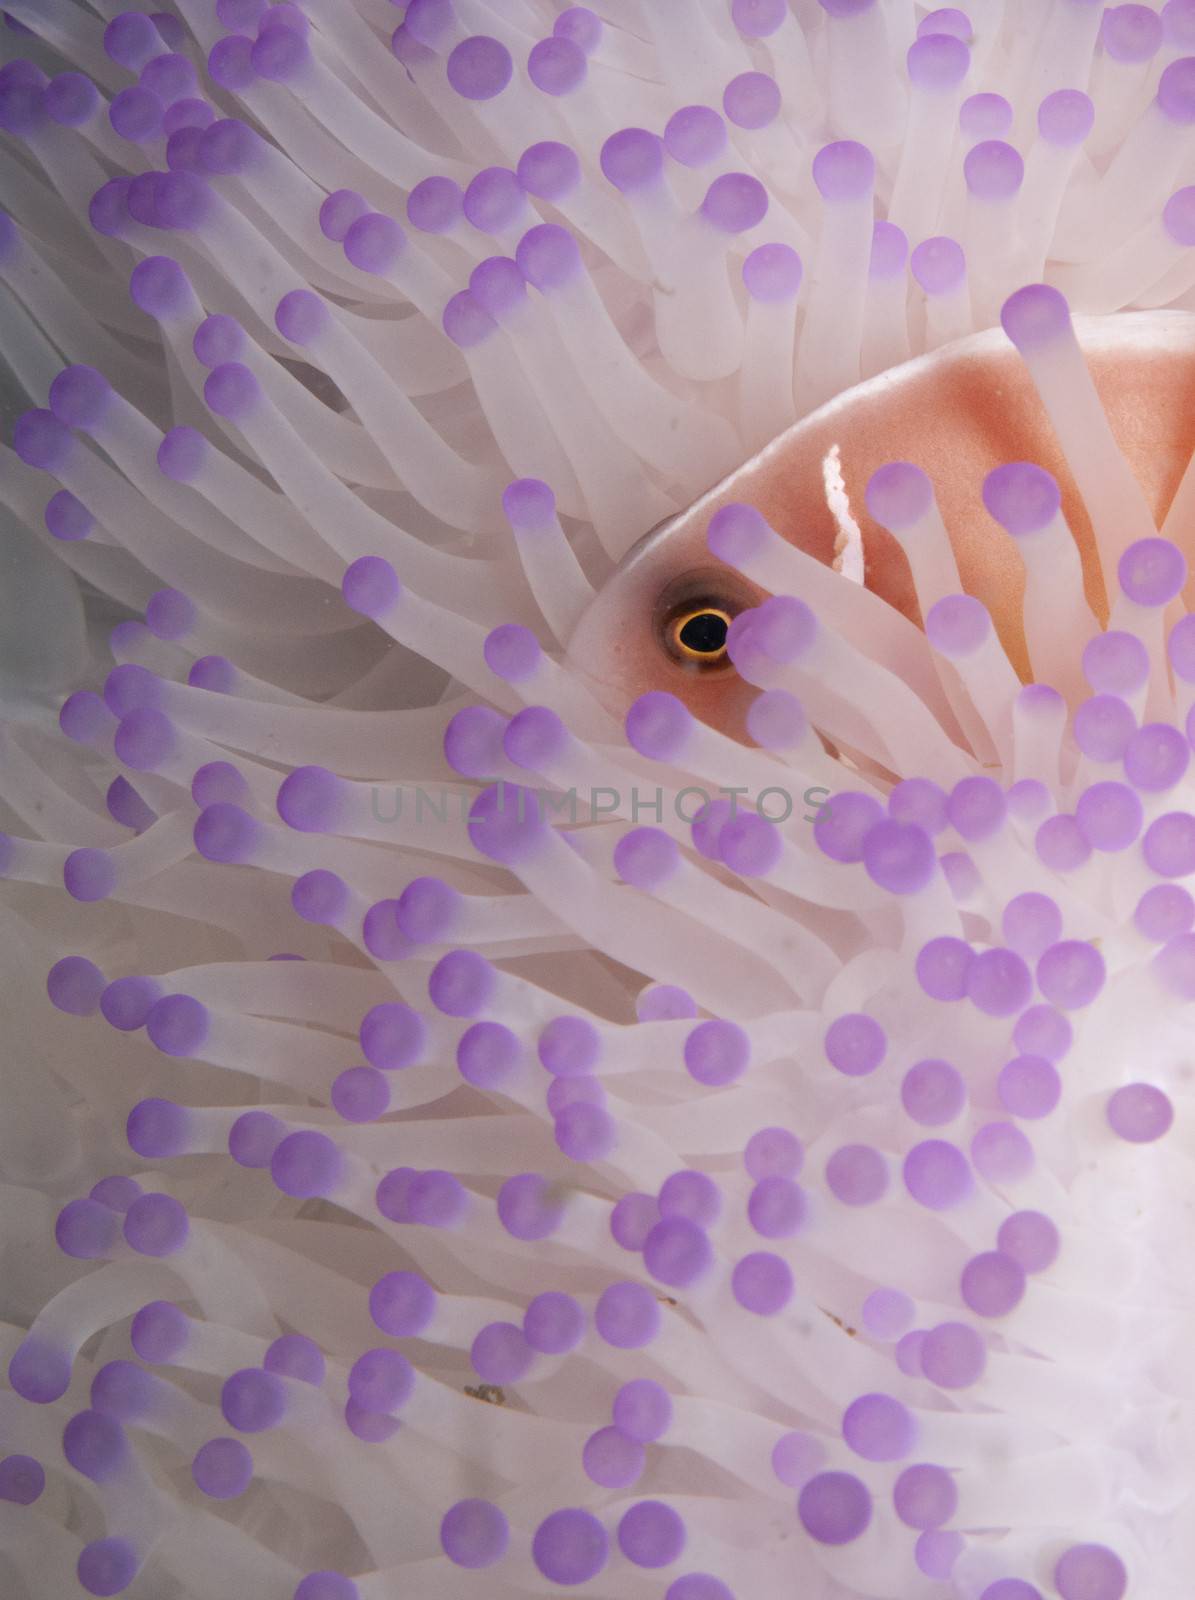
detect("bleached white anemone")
(2, 3), (1195, 1598)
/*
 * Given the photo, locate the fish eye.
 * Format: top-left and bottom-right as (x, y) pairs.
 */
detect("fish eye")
(654, 569), (754, 673)
(668, 604), (732, 663)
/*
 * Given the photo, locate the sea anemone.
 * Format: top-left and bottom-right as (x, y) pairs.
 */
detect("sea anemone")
(1, 2), (1193, 1597)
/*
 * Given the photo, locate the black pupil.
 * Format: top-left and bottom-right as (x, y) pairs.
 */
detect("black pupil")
(678, 611), (729, 655)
